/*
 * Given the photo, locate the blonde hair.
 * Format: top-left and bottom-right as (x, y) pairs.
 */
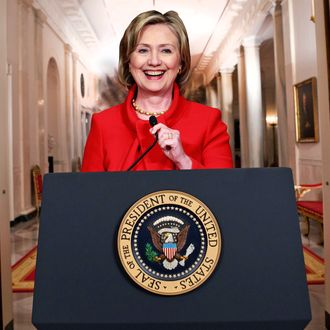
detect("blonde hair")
(118, 10), (191, 92)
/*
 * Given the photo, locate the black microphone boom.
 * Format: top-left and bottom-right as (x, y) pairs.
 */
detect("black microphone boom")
(126, 116), (158, 171)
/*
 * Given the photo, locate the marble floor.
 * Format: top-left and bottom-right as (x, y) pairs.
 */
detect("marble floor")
(11, 219), (38, 330)
(10, 217), (326, 329)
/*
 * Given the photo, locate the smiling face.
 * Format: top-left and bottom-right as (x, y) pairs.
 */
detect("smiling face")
(129, 24), (181, 96)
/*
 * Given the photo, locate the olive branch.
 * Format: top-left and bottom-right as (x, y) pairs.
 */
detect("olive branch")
(145, 243), (158, 262)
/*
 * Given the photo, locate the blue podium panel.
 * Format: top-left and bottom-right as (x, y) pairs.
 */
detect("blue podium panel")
(32, 168), (311, 329)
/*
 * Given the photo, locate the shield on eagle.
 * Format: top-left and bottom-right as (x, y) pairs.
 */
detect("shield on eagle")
(163, 242), (177, 261)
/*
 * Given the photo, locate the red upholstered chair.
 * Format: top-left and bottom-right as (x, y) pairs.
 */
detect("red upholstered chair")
(295, 183), (323, 244)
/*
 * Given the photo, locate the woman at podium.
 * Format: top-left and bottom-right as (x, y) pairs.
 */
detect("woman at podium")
(81, 10), (232, 172)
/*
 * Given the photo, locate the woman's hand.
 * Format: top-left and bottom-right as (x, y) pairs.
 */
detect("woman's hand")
(150, 123), (192, 169)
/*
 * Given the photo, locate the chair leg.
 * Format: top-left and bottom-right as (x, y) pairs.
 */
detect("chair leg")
(305, 217), (310, 237)
(318, 223), (324, 245)
(300, 215), (310, 237)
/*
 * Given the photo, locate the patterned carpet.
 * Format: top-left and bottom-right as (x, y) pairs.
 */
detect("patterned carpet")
(12, 246), (37, 292)
(303, 246), (325, 284)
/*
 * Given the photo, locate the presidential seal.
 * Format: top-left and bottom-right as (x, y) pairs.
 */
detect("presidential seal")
(117, 190), (221, 295)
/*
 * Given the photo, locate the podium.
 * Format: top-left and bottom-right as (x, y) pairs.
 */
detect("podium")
(32, 168), (311, 329)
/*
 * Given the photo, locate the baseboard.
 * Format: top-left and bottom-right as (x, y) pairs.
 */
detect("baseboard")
(10, 209), (38, 227)
(326, 310), (330, 329)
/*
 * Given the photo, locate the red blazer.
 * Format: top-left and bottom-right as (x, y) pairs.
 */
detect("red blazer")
(81, 84), (233, 172)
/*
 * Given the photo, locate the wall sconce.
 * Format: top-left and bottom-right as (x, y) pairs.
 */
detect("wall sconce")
(266, 114), (278, 166)
(266, 114), (278, 126)
(310, 0), (315, 23)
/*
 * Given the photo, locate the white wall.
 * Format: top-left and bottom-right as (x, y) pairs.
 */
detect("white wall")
(7, 0), (21, 219)
(42, 24), (98, 171)
(7, 0), (39, 218)
(283, 0), (322, 184)
(0, 0), (13, 325)
(314, 0), (330, 318)
(43, 23), (68, 172)
(6, 0), (99, 220)
(76, 60), (99, 158)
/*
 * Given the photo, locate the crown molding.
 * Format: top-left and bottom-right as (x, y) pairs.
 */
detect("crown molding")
(33, 0), (98, 70)
(56, 0), (99, 49)
(195, 0), (274, 85)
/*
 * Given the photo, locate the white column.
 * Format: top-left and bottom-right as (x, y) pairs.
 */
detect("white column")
(202, 74), (212, 107)
(204, 84), (210, 106)
(237, 46), (249, 167)
(35, 9), (47, 173)
(207, 81), (218, 109)
(8, 64), (14, 222)
(0, 0), (13, 326)
(243, 36), (264, 167)
(18, 0), (36, 213)
(65, 44), (74, 171)
(272, 0), (289, 167)
(220, 67), (235, 160)
(216, 72), (222, 110)
(72, 53), (80, 159)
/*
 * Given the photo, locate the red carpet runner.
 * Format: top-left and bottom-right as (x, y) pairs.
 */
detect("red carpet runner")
(12, 246), (37, 293)
(11, 245), (324, 292)
(303, 246), (325, 284)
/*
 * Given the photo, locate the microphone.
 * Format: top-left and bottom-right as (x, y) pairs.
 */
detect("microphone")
(126, 116), (159, 171)
(150, 115), (171, 151)
(149, 115), (158, 128)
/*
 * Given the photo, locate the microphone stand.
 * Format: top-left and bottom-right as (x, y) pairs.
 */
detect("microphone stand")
(126, 115), (159, 171)
(126, 134), (158, 171)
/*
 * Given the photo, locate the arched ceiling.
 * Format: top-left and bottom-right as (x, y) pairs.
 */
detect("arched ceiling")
(34, 0), (274, 84)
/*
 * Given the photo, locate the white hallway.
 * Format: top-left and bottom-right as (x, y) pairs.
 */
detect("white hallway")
(1, 0), (330, 328)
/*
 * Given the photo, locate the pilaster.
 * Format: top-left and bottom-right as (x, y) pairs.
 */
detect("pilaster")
(72, 52), (80, 159)
(220, 67), (235, 160)
(0, 0), (13, 326)
(17, 0), (36, 212)
(65, 44), (74, 170)
(242, 36), (264, 167)
(35, 9), (47, 173)
(215, 72), (222, 110)
(272, 0), (289, 167)
(237, 46), (249, 167)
